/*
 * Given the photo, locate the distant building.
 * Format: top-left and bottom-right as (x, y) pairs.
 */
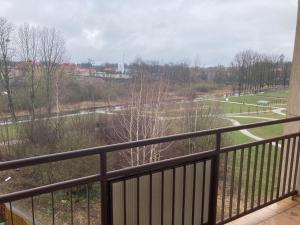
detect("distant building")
(117, 62), (125, 74)
(94, 72), (131, 79)
(60, 63), (77, 76)
(74, 67), (96, 76)
(103, 67), (116, 73)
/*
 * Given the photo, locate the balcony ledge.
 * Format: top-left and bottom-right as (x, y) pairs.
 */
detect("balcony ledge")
(226, 197), (300, 225)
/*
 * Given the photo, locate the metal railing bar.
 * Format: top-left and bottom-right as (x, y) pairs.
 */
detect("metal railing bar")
(191, 163), (196, 225)
(137, 176), (140, 225)
(264, 142), (272, 204)
(123, 180), (127, 225)
(221, 133), (299, 154)
(276, 138), (285, 198)
(250, 145), (259, 209)
(283, 137), (291, 195)
(208, 132), (221, 225)
(171, 168), (175, 225)
(161, 171), (164, 225)
(10, 201), (13, 225)
(107, 150), (216, 181)
(201, 161), (207, 225)
(258, 143), (265, 206)
(100, 152), (108, 225)
(181, 165), (186, 225)
(149, 173), (152, 225)
(244, 146), (252, 212)
(293, 136), (300, 191)
(87, 185), (90, 225)
(221, 152), (228, 221)
(1, 117), (300, 171)
(31, 197), (35, 225)
(70, 190), (74, 225)
(51, 192), (55, 225)
(229, 151), (236, 218)
(270, 140), (279, 201)
(236, 148), (244, 215)
(108, 182), (113, 225)
(0, 174), (101, 203)
(288, 137), (296, 192)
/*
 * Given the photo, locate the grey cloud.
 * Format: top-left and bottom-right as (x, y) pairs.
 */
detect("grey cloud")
(0, 0), (297, 65)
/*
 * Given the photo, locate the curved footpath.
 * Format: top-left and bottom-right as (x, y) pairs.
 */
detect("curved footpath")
(225, 110), (286, 147)
(206, 98), (287, 144)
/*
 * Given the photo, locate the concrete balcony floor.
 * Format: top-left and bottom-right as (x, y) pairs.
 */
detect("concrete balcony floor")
(226, 197), (300, 225)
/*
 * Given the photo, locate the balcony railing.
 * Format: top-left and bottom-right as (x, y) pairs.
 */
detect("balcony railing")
(0, 117), (300, 225)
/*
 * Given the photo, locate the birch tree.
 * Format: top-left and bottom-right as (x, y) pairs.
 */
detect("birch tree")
(18, 23), (39, 122)
(0, 17), (16, 121)
(39, 27), (65, 116)
(181, 101), (223, 154)
(110, 74), (171, 166)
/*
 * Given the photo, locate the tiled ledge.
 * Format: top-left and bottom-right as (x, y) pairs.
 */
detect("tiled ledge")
(226, 197), (300, 225)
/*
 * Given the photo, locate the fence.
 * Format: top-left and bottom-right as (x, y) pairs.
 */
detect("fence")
(0, 117), (300, 225)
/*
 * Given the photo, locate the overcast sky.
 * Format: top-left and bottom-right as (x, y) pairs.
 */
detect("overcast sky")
(0, 0), (298, 66)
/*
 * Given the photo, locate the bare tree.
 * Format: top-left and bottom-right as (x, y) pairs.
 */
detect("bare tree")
(180, 101), (223, 153)
(18, 23), (39, 122)
(0, 17), (16, 121)
(39, 27), (65, 116)
(232, 50), (290, 94)
(109, 74), (171, 166)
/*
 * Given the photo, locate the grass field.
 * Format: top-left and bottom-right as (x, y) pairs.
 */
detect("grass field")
(230, 117), (284, 140)
(228, 95), (286, 105)
(218, 89), (289, 145)
(248, 112), (285, 120)
(0, 123), (20, 141)
(257, 89), (289, 98)
(202, 100), (269, 114)
(217, 90), (288, 108)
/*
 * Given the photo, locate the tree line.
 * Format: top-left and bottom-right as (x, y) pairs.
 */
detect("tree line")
(0, 17), (65, 122)
(126, 51), (291, 95)
(231, 50), (291, 94)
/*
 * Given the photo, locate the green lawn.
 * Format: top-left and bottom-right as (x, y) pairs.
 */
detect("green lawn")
(229, 117), (283, 140)
(0, 113), (105, 142)
(217, 89), (288, 108)
(257, 89), (289, 98)
(250, 112), (286, 120)
(203, 100), (268, 114)
(0, 123), (20, 141)
(224, 95), (287, 106)
(225, 131), (254, 146)
(159, 100), (268, 117)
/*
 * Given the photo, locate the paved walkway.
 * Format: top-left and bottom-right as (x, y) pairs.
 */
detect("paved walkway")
(272, 108), (287, 116)
(225, 115), (283, 147)
(225, 117), (264, 141)
(206, 98), (287, 144)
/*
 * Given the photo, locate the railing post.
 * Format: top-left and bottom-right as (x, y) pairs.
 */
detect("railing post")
(209, 132), (221, 225)
(100, 152), (109, 225)
(294, 132), (300, 195)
